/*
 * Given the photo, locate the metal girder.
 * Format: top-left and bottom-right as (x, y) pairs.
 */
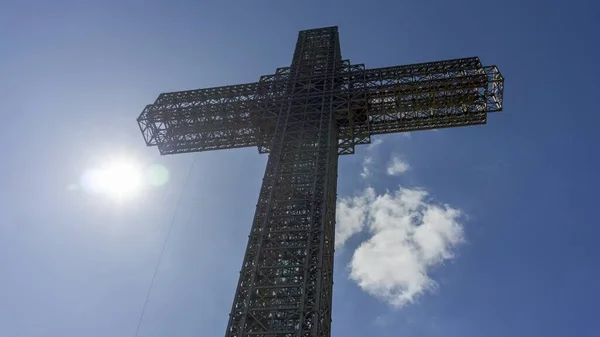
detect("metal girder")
(361, 57), (504, 135)
(135, 25), (505, 337)
(136, 82), (261, 155)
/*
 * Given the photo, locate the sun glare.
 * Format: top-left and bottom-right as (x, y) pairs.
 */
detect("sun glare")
(87, 161), (143, 198)
(78, 157), (170, 200)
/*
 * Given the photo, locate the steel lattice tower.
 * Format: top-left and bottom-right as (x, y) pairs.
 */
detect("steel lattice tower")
(137, 26), (504, 337)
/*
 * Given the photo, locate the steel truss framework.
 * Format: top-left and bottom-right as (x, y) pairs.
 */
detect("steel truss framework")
(137, 26), (504, 337)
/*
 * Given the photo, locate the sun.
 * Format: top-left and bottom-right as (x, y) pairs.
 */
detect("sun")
(87, 161), (143, 198)
(79, 158), (170, 200)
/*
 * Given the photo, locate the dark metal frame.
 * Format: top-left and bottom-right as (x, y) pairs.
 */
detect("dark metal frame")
(136, 26), (504, 337)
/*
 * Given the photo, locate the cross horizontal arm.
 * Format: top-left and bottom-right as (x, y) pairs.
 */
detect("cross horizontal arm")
(137, 82), (261, 155)
(361, 57), (504, 135)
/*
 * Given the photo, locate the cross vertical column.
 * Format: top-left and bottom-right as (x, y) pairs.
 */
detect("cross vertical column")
(225, 27), (341, 337)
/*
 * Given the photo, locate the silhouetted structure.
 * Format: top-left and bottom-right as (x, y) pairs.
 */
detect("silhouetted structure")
(137, 26), (504, 337)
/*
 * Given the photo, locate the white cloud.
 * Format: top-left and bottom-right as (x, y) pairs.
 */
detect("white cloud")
(373, 315), (392, 327)
(366, 138), (383, 151)
(360, 139), (383, 179)
(336, 186), (464, 308)
(360, 156), (373, 179)
(387, 156), (410, 176)
(335, 188), (375, 248)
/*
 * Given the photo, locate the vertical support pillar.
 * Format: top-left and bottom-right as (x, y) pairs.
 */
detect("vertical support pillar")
(225, 27), (341, 337)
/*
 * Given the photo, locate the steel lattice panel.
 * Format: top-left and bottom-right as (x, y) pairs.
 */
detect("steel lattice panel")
(136, 82), (261, 155)
(363, 59), (503, 135)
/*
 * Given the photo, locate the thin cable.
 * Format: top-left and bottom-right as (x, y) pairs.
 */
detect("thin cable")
(134, 157), (197, 337)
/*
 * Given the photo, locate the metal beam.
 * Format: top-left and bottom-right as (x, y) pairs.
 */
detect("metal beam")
(136, 82), (260, 155)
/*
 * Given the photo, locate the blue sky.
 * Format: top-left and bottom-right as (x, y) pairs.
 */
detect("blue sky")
(1, 0), (599, 336)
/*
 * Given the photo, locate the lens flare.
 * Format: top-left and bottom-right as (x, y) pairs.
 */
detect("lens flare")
(146, 164), (170, 187)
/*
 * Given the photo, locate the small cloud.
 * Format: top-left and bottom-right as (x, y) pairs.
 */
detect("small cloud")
(360, 139), (384, 179)
(373, 315), (392, 327)
(336, 186), (464, 308)
(387, 155), (410, 176)
(366, 138), (383, 151)
(360, 156), (373, 179)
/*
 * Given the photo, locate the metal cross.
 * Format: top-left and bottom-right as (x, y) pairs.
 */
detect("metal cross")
(137, 26), (504, 337)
